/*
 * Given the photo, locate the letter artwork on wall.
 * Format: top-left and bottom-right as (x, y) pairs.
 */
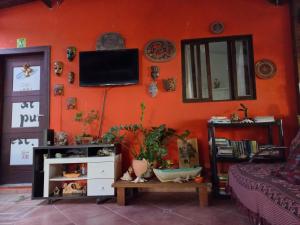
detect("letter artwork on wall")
(11, 101), (40, 128)
(10, 138), (39, 165)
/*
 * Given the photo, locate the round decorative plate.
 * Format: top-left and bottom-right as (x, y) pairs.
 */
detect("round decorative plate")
(255, 59), (277, 79)
(210, 21), (224, 34)
(96, 32), (125, 50)
(144, 39), (176, 62)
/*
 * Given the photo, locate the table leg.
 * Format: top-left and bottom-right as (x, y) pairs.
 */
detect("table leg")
(198, 185), (208, 207)
(117, 187), (126, 206)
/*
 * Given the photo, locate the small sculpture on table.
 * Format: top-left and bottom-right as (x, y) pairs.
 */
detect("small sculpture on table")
(238, 103), (253, 123)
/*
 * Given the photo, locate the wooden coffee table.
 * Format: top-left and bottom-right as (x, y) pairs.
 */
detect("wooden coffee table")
(112, 179), (211, 207)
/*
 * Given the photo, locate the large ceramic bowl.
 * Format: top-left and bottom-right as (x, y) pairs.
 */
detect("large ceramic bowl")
(153, 167), (202, 182)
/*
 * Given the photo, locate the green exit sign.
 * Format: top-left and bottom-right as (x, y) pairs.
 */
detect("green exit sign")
(17, 38), (26, 48)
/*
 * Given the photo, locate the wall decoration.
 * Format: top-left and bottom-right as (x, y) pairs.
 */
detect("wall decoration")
(66, 46), (76, 61)
(54, 84), (64, 96)
(177, 138), (199, 168)
(151, 65), (159, 80)
(148, 65), (159, 97)
(255, 59), (277, 79)
(10, 138), (38, 165)
(149, 82), (158, 97)
(210, 21), (224, 34)
(11, 101), (40, 128)
(163, 78), (176, 92)
(67, 97), (77, 110)
(68, 71), (75, 84)
(54, 131), (68, 145)
(22, 64), (33, 77)
(13, 66), (40, 92)
(16, 38), (26, 48)
(54, 61), (64, 76)
(144, 39), (176, 62)
(96, 32), (125, 50)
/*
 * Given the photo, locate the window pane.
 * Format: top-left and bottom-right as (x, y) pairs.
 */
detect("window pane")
(235, 40), (251, 97)
(184, 45), (194, 99)
(209, 42), (230, 100)
(200, 45), (209, 99)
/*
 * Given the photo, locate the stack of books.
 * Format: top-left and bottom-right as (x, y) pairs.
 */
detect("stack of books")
(254, 116), (275, 123)
(208, 116), (231, 124)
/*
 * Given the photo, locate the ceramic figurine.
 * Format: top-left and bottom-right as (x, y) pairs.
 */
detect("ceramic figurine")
(68, 71), (75, 84)
(163, 78), (176, 92)
(55, 131), (68, 146)
(54, 61), (64, 76)
(22, 64), (33, 77)
(54, 84), (64, 96)
(66, 97), (77, 110)
(149, 81), (158, 97)
(150, 65), (159, 80)
(67, 46), (76, 61)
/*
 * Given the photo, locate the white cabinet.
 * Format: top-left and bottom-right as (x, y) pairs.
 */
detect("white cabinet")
(43, 153), (121, 199)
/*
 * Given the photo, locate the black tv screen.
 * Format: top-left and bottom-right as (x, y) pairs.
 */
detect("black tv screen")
(79, 48), (139, 86)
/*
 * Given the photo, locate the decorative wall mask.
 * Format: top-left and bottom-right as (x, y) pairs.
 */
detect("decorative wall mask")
(151, 66), (159, 80)
(68, 71), (75, 84)
(255, 59), (277, 79)
(54, 61), (64, 76)
(210, 21), (224, 34)
(163, 78), (176, 92)
(144, 39), (176, 62)
(22, 64), (33, 77)
(54, 84), (64, 96)
(149, 82), (158, 97)
(67, 46), (76, 61)
(66, 97), (77, 110)
(96, 32), (125, 50)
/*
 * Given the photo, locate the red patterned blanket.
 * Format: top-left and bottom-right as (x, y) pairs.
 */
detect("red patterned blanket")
(229, 163), (300, 225)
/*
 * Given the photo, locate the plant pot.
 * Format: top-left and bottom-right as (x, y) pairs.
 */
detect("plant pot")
(132, 159), (148, 178)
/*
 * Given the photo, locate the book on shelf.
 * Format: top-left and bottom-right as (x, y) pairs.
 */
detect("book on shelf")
(208, 116), (231, 124)
(254, 116), (275, 123)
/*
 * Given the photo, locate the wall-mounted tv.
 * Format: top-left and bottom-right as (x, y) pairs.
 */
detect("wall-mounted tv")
(79, 48), (139, 87)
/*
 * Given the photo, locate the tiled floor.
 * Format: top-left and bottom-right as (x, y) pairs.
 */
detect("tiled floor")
(0, 190), (250, 225)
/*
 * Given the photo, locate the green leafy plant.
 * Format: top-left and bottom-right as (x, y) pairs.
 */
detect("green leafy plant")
(101, 103), (189, 167)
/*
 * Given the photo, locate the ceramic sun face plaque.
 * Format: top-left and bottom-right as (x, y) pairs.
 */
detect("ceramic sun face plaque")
(144, 39), (176, 62)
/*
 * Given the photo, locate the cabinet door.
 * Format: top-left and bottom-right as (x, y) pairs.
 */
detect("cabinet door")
(88, 162), (114, 178)
(87, 179), (114, 196)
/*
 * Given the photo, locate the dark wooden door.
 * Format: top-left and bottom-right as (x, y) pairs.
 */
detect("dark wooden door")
(0, 49), (49, 184)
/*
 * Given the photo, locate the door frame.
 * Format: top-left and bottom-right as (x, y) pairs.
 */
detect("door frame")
(0, 46), (50, 183)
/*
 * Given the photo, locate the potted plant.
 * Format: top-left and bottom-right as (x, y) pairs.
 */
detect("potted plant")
(101, 103), (189, 179)
(74, 110), (99, 144)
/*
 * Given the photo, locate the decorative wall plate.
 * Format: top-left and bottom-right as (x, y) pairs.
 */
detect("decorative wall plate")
(255, 59), (277, 79)
(96, 32), (125, 50)
(210, 21), (224, 34)
(144, 39), (176, 62)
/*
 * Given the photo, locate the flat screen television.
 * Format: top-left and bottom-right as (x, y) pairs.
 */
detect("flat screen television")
(79, 48), (139, 87)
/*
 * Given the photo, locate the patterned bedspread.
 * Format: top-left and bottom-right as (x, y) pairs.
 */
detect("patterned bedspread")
(229, 163), (300, 225)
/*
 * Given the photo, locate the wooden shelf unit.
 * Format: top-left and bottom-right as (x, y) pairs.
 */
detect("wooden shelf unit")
(208, 119), (285, 198)
(32, 144), (121, 203)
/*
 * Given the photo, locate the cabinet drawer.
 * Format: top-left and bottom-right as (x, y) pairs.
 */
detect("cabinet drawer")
(88, 162), (114, 179)
(87, 179), (114, 196)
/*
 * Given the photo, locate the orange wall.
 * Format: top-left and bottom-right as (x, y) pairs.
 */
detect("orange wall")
(0, 0), (297, 169)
